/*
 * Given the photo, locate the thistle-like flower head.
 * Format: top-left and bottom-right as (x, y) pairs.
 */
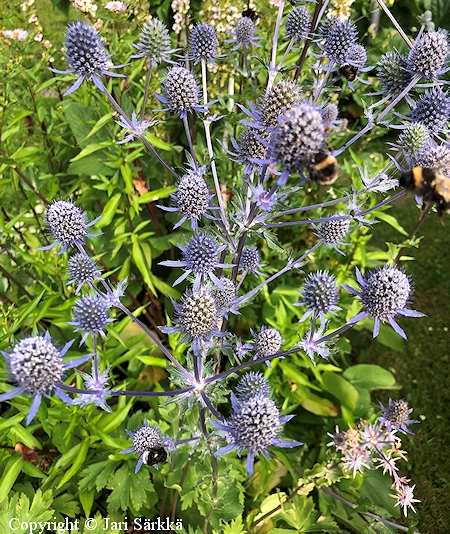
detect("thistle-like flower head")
(285, 6), (311, 42)
(378, 398), (419, 434)
(158, 233), (231, 290)
(39, 199), (101, 255)
(295, 271), (341, 323)
(0, 332), (90, 425)
(269, 102), (325, 185)
(412, 143), (450, 177)
(377, 51), (413, 97)
(228, 17), (261, 50)
(260, 80), (303, 129)
(211, 393), (302, 476)
(131, 18), (172, 66)
(69, 295), (113, 345)
(343, 265), (425, 339)
(67, 253), (102, 293)
(189, 22), (218, 64)
(235, 372), (271, 401)
(409, 88), (450, 134)
(155, 66), (205, 118)
(240, 246), (264, 275)
(213, 277), (237, 315)
(394, 123), (430, 157)
(313, 214), (351, 255)
(120, 419), (167, 473)
(52, 21), (124, 95)
(407, 29), (449, 79)
(323, 19), (358, 63)
(73, 368), (112, 413)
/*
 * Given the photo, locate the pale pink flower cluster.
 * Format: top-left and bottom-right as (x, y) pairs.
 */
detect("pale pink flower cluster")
(72, 0), (98, 18)
(3, 29), (29, 41)
(171, 0), (190, 34)
(20, 0), (35, 11)
(327, 421), (420, 516)
(105, 1), (127, 12)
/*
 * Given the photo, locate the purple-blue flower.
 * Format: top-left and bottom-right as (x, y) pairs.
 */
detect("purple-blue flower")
(0, 332), (91, 425)
(342, 265), (425, 339)
(210, 392), (302, 476)
(378, 398), (419, 434)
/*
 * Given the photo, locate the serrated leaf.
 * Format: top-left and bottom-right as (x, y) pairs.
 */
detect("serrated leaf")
(79, 460), (117, 493)
(53, 492), (80, 517)
(107, 463), (156, 512)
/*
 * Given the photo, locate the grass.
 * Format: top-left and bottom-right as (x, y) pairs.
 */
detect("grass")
(363, 196), (450, 534)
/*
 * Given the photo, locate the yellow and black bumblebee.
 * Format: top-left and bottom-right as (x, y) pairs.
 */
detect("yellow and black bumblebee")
(400, 167), (450, 219)
(242, 7), (258, 22)
(339, 63), (359, 82)
(307, 151), (339, 185)
(142, 446), (168, 467)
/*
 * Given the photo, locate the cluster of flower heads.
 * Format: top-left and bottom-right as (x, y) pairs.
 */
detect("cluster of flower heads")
(327, 399), (419, 516)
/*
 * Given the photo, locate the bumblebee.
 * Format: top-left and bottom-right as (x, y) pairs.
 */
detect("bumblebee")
(141, 446), (168, 467)
(339, 63), (359, 82)
(307, 151), (339, 186)
(242, 7), (258, 22)
(400, 167), (450, 219)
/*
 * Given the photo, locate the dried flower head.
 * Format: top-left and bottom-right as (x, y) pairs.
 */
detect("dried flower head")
(211, 393), (301, 475)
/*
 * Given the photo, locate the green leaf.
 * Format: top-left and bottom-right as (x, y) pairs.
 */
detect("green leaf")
(79, 487), (95, 517)
(79, 459), (117, 493)
(136, 355), (167, 367)
(64, 102), (110, 146)
(0, 414), (24, 434)
(70, 143), (109, 162)
(57, 438), (91, 489)
(322, 372), (359, 410)
(373, 211), (408, 236)
(0, 489), (54, 532)
(82, 112), (114, 142)
(107, 462), (156, 512)
(138, 186), (177, 203)
(343, 364), (397, 390)
(132, 238), (156, 294)
(0, 456), (23, 502)
(52, 492), (80, 517)
(96, 193), (122, 228)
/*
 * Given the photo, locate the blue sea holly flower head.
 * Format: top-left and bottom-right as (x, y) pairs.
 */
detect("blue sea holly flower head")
(227, 16), (262, 51)
(235, 371), (271, 402)
(376, 50), (413, 98)
(51, 21), (125, 96)
(212, 277), (237, 317)
(391, 123), (430, 158)
(408, 88), (450, 135)
(131, 18), (173, 67)
(38, 199), (102, 255)
(189, 22), (218, 65)
(120, 419), (167, 473)
(313, 214), (352, 255)
(73, 368), (112, 413)
(295, 271), (341, 323)
(322, 19), (358, 64)
(210, 392), (302, 476)
(378, 398), (419, 435)
(159, 166), (213, 230)
(342, 265), (425, 339)
(0, 332), (91, 425)
(407, 29), (449, 80)
(412, 143), (450, 177)
(250, 326), (283, 368)
(268, 102), (325, 186)
(115, 112), (156, 144)
(285, 6), (311, 42)
(67, 253), (102, 294)
(155, 66), (210, 118)
(259, 79), (303, 129)
(158, 287), (223, 355)
(68, 295), (113, 345)
(298, 321), (336, 364)
(240, 246), (265, 276)
(226, 127), (269, 175)
(158, 233), (233, 291)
